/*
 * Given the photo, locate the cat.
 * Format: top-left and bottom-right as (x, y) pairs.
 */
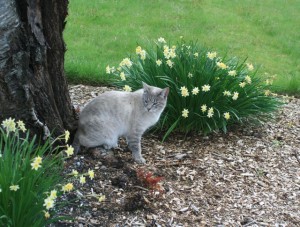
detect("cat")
(72, 82), (169, 163)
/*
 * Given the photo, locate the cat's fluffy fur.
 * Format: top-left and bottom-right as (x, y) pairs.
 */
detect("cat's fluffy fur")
(73, 82), (169, 163)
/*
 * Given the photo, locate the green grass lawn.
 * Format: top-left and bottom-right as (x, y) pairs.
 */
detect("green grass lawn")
(64, 0), (300, 94)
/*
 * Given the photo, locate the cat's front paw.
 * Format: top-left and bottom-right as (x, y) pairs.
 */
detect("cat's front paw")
(133, 156), (146, 164)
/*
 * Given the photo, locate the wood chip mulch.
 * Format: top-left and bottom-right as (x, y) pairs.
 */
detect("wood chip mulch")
(53, 85), (300, 227)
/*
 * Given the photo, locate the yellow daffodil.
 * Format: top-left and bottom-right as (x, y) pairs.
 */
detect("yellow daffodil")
(156, 59), (162, 66)
(17, 120), (26, 132)
(79, 176), (86, 185)
(119, 58), (132, 68)
(224, 112), (230, 120)
(10, 185), (20, 191)
(62, 183), (74, 193)
(182, 109), (189, 118)
(43, 197), (55, 210)
(31, 161), (41, 171)
(192, 87), (199, 95)
(34, 156), (43, 165)
(136, 46), (142, 54)
(71, 169), (79, 177)
(99, 195), (106, 202)
(120, 72), (126, 81)
(166, 59), (174, 68)
(223, 90), (231, 96)
(202, 84), (211, 92)
(64, 130), (70, 143)
(207, 51), (217, 60)
(65, 145), (74, 157)
(245, 75), (252, 84)
(180, 86), (189, 97)
(228, 70), (237, 76)
(106, 65), (111, 74)
(49, 190), (57, 200)
(264, 90), (271, 96)
(194, 52), (199, 57)
(201, 104), (207, 113)
(88, 169), (95, 180)
(246, 63), (254, 71)
(158, 37), (166, 43)
(44, 211), (50, 219)
(207, 107), (214, 118)
(123, 85), (132, 92)
(239, 82), (246, 88)
(216, 62), (227, 70)
(140, 50), (146, 60)
(1, 118), (16, 133)
(232, 92), (239, 100)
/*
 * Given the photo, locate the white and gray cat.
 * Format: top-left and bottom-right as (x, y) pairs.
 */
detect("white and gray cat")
(73, 82), (169, 163)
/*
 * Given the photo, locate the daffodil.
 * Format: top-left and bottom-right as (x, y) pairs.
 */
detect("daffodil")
(119, 58), (132, 68)
(246, 63), (254, 71)
(216, 62), (227, 70)
(156, 59), (162, 66)
(1, 118), (16, 133)
(136, 46), (142, 54)
(239, 82), (246, 88)
(17, 120), (26, 132)
(194, 52), (199, 57)
(98, 195), (106, 202)
(245, 75), (252, 84)
(43, 197), (55, 210)
(62, 183), (74, 193)
(10, 185), (20, 191)
(228, 70), (237, 76)
(106, 65), (111, 74)
(166, 59), (174, 68)
(192, 87), (199, 95)
(123, 85), (132, 92)
(88, 169), (95, 180)
(71, 169), (79, 177)
(201, 104), (207, 113)
(264, 90), (271, 96)
(140, 50), (146, 60)
(79, 176), (86, 185)
(120, 72), (126, 81)
(182, 109), (189, 118)
(34, 156), (43, 165)
(223, 90), (231, 96)
(158, 37), (166, 43)
(180, 86), (189, 97)
(207, 51), (217, 60)
(232, 92), (239, 100)
(64, 130), (70, 143)
(202, 84), (211, 92)
(163, 46), (170, 59)
(44, 211), (50, 219)
(49, 190), (57, 200)
(207, 107), (214, 118)
(187, 72), (193, 78)
(65, 145), (74, 157)
(31, 161), (41, 170)
(224, 112), (230, 120)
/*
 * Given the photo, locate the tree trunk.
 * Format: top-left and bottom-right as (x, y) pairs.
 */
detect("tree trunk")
(0, 0), (77, 139)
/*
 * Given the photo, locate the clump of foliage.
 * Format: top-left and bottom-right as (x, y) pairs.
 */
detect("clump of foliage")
(0, 118), (74, 226)
(107, 38), (282, 139)
(136, 169), (164, 192)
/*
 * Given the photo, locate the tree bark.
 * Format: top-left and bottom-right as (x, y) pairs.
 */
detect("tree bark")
(0, 0), (77, 139)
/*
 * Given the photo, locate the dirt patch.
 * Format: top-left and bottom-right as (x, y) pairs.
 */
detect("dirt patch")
(53, 85), (300, 226)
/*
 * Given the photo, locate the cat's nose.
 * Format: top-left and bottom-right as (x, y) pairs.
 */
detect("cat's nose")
(147, 107), (151, 112)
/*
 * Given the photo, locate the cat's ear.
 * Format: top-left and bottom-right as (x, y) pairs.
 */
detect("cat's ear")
(160, 87), (169, 99)
(142, 82), (150, 93)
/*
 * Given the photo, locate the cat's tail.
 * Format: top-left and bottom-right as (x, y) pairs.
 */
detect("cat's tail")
(72, 131), (81, 154)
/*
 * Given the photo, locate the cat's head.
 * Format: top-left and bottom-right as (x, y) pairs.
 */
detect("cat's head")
(142, 82), (169, 113)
